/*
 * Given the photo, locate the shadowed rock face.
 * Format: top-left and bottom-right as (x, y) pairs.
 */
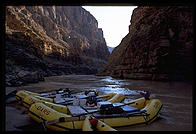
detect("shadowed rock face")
(98, 6), (193, 81)
(6, 6), (110, 79)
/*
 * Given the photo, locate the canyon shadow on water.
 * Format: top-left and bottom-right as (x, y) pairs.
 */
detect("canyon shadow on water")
(15, 75), (193, 131)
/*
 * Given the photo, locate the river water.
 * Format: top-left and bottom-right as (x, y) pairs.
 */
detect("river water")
(17, 75), (193, 131)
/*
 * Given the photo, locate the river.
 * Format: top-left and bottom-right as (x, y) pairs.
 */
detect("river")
(14, 75), (193, 131)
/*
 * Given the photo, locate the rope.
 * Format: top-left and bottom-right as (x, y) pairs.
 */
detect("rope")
(142, 112), (149, 125)
(37, 115), (47, 131)
(72, 121), (75, 129)
(41, 120), (47, 131)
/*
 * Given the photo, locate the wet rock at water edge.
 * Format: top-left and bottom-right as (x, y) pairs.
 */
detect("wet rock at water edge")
(17, 70), (45, 83)
(6, 70), (45, 87)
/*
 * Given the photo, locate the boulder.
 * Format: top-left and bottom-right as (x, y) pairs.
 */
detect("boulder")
(17, 70), (45, 83)
(6, 70), (45, 87)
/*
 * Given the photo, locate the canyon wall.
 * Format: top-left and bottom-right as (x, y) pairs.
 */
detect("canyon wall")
(6, 6), (110, 86)
(98, 6), (193, 81)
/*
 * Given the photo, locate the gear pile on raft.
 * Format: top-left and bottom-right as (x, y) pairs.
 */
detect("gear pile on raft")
(8, 88), (163, 131)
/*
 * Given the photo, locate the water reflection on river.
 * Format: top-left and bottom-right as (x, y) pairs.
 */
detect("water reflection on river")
(18, 75), (193, 131)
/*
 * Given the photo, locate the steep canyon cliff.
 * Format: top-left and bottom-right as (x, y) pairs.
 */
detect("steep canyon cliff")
(6, 6), (110, 86)
(99, 6), (193, 81)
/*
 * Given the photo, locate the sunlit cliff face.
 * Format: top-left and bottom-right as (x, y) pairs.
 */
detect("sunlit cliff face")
(6, 6), (110, 75)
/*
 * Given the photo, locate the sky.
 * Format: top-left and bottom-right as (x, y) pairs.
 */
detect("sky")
(82, 6), (137, 48)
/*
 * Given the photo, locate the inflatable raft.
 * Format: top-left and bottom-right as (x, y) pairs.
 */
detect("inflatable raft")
(15, 88), (98, 101)
(21, 93), (124, 116)
(28, 97), (163, 131)
(16, 89), (120, 109)
(16, 90), (40, 101)
(82, 115), (117, 131)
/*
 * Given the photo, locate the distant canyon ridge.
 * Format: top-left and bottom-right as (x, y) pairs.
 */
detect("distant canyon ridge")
(6, 6), (110, 86)
(99, 6), (193, 81)
(5, 6), (193, 86)
(107, 46), (115, 53)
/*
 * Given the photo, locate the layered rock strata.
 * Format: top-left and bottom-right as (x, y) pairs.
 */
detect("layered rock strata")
(99, 6), (193, 81)
(6, 6), (110, 86)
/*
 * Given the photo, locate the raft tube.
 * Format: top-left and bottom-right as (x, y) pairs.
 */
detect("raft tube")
(18, 90), (117, 107)
(23, 95), (68, 114)
(34, 96), (53, 103)
(107, 93), (125, 103)
(96, 119), (117, 131)
(16, 90), (40, 101)
(100, 93), (116, 101)
(22, 95), (44, 108)
(82, 116), (93, 131)
(28, 97), (162, 131)
(82, 115), (117, 131)
(24, 92), (122, 113)
(29, 102), (84, 131)
(15, 89), (98, 102)
(99, 98), (163, 127)
(22, 95), (53, 108)
(23, 92), (121, 113)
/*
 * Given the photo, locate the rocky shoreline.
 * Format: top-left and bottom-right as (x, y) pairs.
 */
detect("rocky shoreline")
(6, 69), (45, 87)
